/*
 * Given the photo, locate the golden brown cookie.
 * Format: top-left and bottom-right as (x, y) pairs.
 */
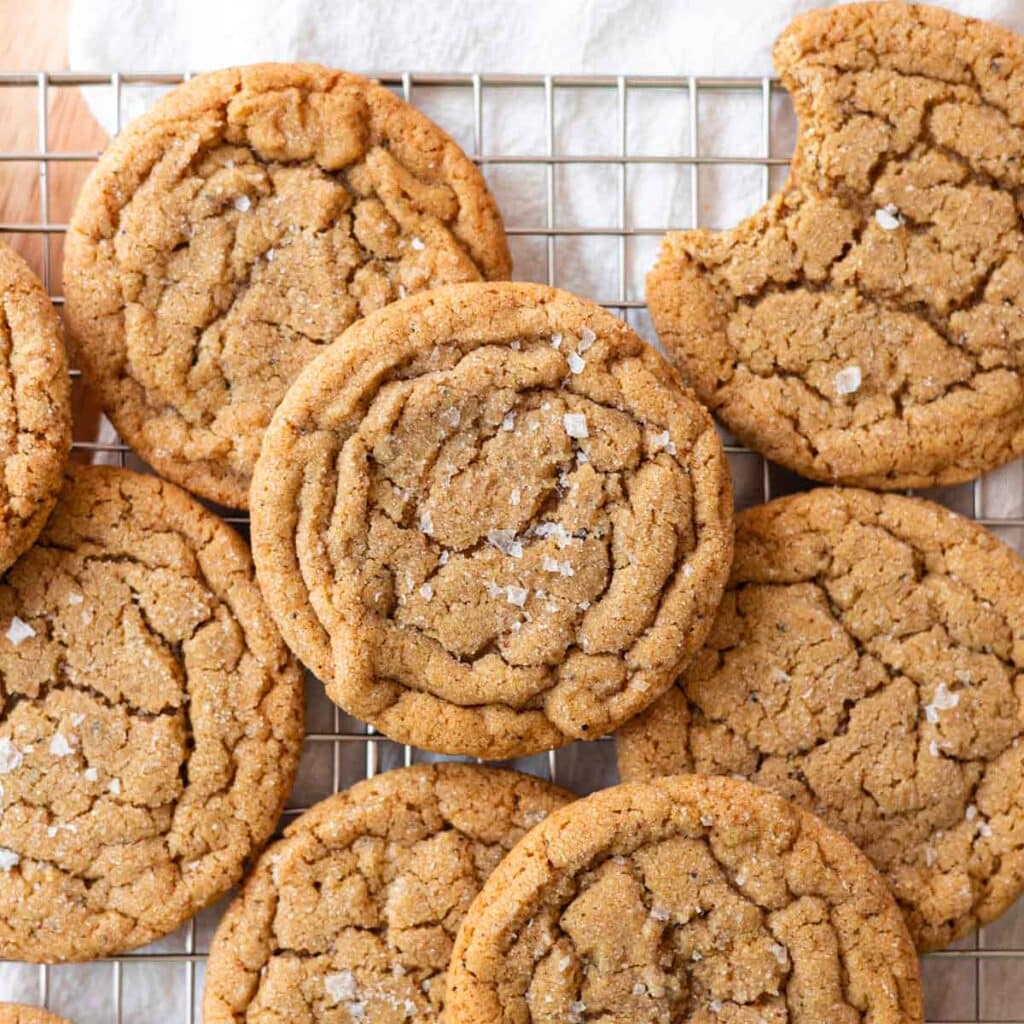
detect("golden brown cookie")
(647, 3), (1024, 488)
(446, 774), (923, 1024)
(202, 763), (573, 1024)
(251, 282), (733, 759)
(0, 244), (70, 574)
(64, 63), (511, 509)
(0, 465), (304, 962)
(618, 487), (1024, 951)
(0, 1006), (72, 1024)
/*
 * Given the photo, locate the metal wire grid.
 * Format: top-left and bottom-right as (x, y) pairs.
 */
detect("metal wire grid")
(0, 68), (1019, 1023)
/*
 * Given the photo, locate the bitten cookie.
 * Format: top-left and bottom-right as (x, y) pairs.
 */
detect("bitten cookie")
(648, 3), (1024, 488)
(0, 465), (304, 962)
(251, 282), (733, 759)
(618, 488), (1024, 951)
(446, 775), (923, 1024)
(64, 62), (511, 509)
(0, 1007), (72, 1024)
(202, 763), (573, 1024)
(0, 244), (70, 573)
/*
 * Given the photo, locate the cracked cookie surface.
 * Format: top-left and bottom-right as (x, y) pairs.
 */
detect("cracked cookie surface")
(0, 465), (304, 962)
(202, 763), (573, 1024)
(0, 244), (70, 574)
(0, 1006), (72, 1024)
(446, 775), (922, 1024)
(647, 3), (1024, 488)
(64, 62), (511, 509)
(250, 282), (733, 758)
(617, 488), (1024, 951)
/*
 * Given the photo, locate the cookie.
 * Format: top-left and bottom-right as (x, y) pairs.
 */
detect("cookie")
(446, 774), (922, 1023)
(618, 487), (1024, 951)
(647, 3), (1024, 488)
(64, 63), (511, 509)
(202, 763), (573, 1023)
(251, 282), (733, 759)
(0, 1007), (72, 1024)
(0, 244), (70, 574)
(0, 465), (304, 961)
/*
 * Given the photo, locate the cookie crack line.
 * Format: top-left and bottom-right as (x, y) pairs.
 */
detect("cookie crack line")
(648, 2), (1024, 488)
(0, 466), (304, 962)
(64, 63), (511, 509)
(202, 765), (572, 1024)
(357, 387), (698, 676)
(444, 777), (922, 1024)
(619, 487), (1024, 951)
(252, 282), (732, 758)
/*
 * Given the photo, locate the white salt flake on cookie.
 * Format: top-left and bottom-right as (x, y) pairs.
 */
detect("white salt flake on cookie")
(834, 365), (862, 395)
(563, 413), (588, 439)
(874, 203), (903, 230)
(924, 681), (960, 723)
(6, 616), (35, 646)
(324, 970), (358, 1003)
(49, 733), (74, 758)
(487, 529), (523, 558)
(0, 737), (23, 774)
(651, 430), (677, 455)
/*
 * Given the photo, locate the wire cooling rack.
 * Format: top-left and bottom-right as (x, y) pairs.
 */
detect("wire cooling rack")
(0, 69), (1021, 1024)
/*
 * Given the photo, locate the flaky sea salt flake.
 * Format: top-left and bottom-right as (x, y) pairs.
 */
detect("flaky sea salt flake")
(834, 365), (862, 395)
(0, 848), (19, 871)
(6, 617), (35, 646)
(0, 737), (23, 774)
(578, 326), (596, 352)
(563, 413), (588, 439)
(324, 970), (358, 1003)
(506, 585), (529, 607)
(874, 203), (903, 230)
(651, 430), (677, 456)
(924, 682), (959, 723)
(233, 194), (251, 213)
(567, 351), (585, 374)
(49, 733), (74, 758)
(487, 529), (523, 558)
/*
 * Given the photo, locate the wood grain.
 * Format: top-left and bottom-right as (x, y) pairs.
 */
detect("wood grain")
(0, 0), (108, 285)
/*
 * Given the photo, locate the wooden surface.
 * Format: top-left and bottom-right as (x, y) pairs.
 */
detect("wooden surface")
(0, 0), (108, 281)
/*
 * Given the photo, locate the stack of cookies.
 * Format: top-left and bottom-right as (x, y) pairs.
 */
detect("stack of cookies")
(0, 4), (1022, 1023)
